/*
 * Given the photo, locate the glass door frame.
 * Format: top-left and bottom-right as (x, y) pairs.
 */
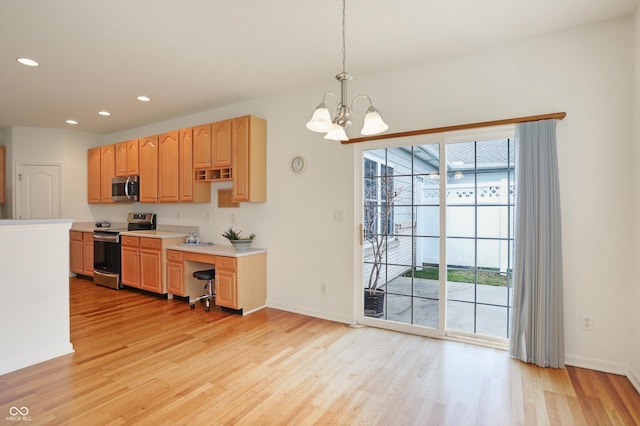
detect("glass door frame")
(354, 125), (514, 350)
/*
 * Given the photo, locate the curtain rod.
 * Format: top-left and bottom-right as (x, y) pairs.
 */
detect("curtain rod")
(341, 111), (566, 145)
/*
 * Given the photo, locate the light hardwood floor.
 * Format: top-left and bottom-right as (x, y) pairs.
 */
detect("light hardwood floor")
(1, 277), (639, 425)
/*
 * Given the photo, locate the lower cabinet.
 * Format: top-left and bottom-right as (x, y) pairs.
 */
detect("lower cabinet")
(70, 231), (93, 277)
(122, 236), (183, 294)
(215, 257), (238, 309)
(166, 250), (184, 295)
(166, 249), (266, 312)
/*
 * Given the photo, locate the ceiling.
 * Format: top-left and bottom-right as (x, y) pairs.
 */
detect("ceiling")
(1, 0), (637, 135)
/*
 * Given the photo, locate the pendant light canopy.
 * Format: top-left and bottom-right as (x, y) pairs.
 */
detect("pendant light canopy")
(306, 0), (388, 141)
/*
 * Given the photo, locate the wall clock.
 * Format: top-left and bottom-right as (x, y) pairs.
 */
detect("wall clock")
(290, 156), (307, 174)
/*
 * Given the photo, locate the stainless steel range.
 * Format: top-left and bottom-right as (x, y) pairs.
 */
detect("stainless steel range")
(93, 213), (156, 289)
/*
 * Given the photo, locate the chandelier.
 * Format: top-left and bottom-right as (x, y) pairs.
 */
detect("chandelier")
(306, 0), (388, 141)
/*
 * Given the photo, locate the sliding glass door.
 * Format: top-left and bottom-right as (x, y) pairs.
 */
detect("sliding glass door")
(359, 129), (514, 344)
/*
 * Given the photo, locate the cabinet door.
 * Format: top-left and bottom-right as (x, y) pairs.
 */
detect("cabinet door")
(179, 128), (194, 202)
(167, 261), (184, 295)
(70, 231), (83, 274)
(82, 233), (94, 276)
(193, 124), (211, 169)
(121, 246), (140, 288)
(139, 136), (158, 203)
(231, 117), (249, 202)
(87, 148), (101, 204)
(216, 269), (238, 309)
(115, 142), (128, 177)
(140, 248), (162, 293)
(158, 131), (179, 203)
(100, 145), (115, 203)
(212, 120), (232, 167)
(126, 139), (140, 175)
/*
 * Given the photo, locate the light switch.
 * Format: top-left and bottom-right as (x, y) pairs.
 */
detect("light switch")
(334, 210), (345, 222)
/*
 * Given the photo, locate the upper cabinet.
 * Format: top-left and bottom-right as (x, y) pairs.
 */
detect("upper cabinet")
(232, 115), (266, 203)
(115, 139), (139, 176)
(193, 119), (232, 170)
(139, 136), (158, 203)
(87, 147), (101, 204)
(100, 145), (115, 204)
(0, 146), (5, 205)
(158, 131), (179, 203)
(86, 114), (265, 205)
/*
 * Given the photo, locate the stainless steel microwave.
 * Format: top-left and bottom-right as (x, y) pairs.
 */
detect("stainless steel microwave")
(112, 175), (139, 202)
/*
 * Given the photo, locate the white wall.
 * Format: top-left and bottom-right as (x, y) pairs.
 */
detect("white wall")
(9, 15), (637, 377)
(9, 127), (102, 221)
(631, 8), (640, 391)
(0, 220), (74, 374)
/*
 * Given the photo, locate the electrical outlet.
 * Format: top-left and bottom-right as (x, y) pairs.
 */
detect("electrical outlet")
(320, 282), (328, 294)
(582, 314), (593, 331)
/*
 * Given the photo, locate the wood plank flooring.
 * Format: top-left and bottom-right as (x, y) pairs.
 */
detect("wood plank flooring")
(1, 277), (639, 425)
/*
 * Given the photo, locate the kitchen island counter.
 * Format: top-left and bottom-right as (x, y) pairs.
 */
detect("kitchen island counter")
(167, 243), (266, 258)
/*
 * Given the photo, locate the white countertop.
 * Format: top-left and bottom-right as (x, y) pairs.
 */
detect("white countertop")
(167, 243), (266, 257)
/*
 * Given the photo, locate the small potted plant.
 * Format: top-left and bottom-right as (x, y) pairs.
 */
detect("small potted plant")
(222, 227), (255, 251)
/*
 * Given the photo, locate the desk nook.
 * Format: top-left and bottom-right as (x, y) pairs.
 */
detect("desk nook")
(166, 245), (266, 314)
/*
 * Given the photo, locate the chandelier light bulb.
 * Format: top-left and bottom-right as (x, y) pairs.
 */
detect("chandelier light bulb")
(324, 124), (349, 141)
(306, 103), (333, 133)
(361, 106), (389, 136)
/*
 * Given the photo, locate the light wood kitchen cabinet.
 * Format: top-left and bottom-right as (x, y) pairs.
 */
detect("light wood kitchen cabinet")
(193, 120), (232, 169)
(158, 131), (179, 203)
(231, 115), (266, 202)
(82, 232), (94, 276)
(122, 236), (184, 294)
(215, 256), (238, 308)
(139, 136), (158, 203)
(70, 231), (93, 277)
(115, 139), (139, 176)
(70, 231), (84, 274)
(193, 124), (212, 169)
(166, 250), (184, 295)
(140, 238), (162, 293)
(172, 249), (266, 312)
(0, 145), (5, 205)
(212, 120), (232, 168)
(179, 128), (211, 203)
(87, 147), (101, 204)
(100, 145), (115, 204)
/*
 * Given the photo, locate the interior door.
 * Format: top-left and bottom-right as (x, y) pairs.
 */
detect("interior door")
(15, 163), (60, 219)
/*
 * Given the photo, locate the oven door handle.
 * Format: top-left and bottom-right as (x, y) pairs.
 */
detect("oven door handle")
(93, 234), (120, 243)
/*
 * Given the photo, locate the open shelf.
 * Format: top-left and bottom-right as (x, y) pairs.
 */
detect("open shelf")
(195, 167), (232, 182)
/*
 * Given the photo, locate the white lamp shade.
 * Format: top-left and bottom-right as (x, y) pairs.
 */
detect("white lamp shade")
(306, 104), (333, 133)
(324, 124), (349, 141)
(360, 106), (389, 136)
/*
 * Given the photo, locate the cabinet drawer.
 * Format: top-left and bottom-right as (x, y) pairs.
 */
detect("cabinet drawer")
(121, 236), (140, 247)
(83, 232), (94, 242)
(140, 237), (162, 250)
(70, 231), (82, 241)
(216, 256), (236, 270)
(167, 250), (183, 262)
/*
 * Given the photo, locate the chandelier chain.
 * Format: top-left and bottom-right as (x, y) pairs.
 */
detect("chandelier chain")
(341, 0), (347, 74)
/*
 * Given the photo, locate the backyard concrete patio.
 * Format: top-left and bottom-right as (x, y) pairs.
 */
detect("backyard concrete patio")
(375, 277), (512, 338)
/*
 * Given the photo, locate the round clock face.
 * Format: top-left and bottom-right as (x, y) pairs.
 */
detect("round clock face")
(291, 156), (306, 173)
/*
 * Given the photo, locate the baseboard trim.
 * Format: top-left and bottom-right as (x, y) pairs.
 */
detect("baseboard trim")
(265, 301), (354, 325)
(0, 343), (74, 375)
(628, 368), (640, 394)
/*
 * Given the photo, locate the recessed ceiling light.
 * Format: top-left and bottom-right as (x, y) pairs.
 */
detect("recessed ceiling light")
(98, 111), (111, 116)
(66, 119), (78, 125)
(17, 57), (39, 67)
(137, 95), (151, 102)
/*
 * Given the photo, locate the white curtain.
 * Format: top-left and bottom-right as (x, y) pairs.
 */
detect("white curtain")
(510, 119), (564, 368)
